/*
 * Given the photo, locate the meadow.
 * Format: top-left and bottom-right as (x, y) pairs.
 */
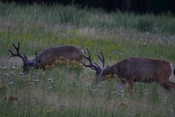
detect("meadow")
(0, 2), (175, 117)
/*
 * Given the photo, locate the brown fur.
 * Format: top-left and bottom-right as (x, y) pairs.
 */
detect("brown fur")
(99, 57), (175, 90)
(36, 46), (84, 69)
(4, 96), (18, 102)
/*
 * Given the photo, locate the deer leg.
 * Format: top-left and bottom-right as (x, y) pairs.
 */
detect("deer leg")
(117, 78), (127, 86)
(159, 77), (175, 90)
(42, 66), (46, 70)
(164, 81), (175, 90)
(161, 83), (171, 91)
(128, 80), (134, 90)
(40, 65), (46, 70)
(127, 79), (134, 94)
(117, 78), (128, 86)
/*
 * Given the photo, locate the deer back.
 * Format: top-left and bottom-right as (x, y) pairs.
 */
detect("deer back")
(36, 45), (83, 68)
(102, 57), (173, 82)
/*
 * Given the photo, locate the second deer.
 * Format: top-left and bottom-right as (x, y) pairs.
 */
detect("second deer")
(83, 50), (175, 91)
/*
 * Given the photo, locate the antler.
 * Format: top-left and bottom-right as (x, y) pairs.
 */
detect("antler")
(97, 51), (105, 67)
(82, 49), (97, 69)
(82, 49), (104, 75)
(8, 42), (28, 63)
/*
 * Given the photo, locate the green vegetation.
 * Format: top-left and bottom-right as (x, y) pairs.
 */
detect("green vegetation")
(0, 2), (175, 34)
(0, 2), (175, 117)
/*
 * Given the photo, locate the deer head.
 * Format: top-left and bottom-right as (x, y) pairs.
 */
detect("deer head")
(8, 42), (36, 73)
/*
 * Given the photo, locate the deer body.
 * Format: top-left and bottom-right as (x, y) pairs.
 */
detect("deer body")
(9, 43), (84, 72)
(100, 57), (175, 90)
(82, 50), (175, 90)
(35, 46), (83, 69)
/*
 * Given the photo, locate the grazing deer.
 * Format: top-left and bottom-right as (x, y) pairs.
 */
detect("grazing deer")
(8, 42), (84, 73)
(83, 50), (175, 90)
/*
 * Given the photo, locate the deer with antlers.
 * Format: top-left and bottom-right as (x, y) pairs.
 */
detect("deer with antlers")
(83, 50), (175, 91)
(8, 42), (84, 73)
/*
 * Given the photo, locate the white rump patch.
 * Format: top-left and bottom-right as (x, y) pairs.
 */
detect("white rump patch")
(169, 63), (175, 83)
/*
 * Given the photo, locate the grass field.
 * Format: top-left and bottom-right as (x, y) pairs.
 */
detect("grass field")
(0, 2), (175, 117)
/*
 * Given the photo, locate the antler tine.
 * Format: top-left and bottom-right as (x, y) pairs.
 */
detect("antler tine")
(8, 43), (18, 57)
(84, 48), (90, 58)
(17, 42), (20, 52)
(12, 42), (20, 55)
(8, 42), (26, 60)
(8, 49), (16, 57)
(97, 51), (105, 67)
(85, 49), (92, 62)
(82, 49), (92, 66)
(82, 48), (99, 70)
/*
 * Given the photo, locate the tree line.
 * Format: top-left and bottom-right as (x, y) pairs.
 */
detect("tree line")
(2, 0), (175, 14)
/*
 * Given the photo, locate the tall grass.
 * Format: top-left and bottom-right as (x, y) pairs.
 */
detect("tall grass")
(0, 2), (175, 34)
(1, 65), (175, 117)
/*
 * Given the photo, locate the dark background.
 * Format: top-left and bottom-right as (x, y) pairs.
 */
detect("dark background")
(1, 0), (175, 14)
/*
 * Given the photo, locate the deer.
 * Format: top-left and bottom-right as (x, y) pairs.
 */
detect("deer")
(83, 50), (175, 91)
(8, 42), (84, 73)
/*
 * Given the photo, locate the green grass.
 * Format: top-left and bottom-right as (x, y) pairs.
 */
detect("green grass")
(0, 2), (175, 34)
(1, 2), (175, 117)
